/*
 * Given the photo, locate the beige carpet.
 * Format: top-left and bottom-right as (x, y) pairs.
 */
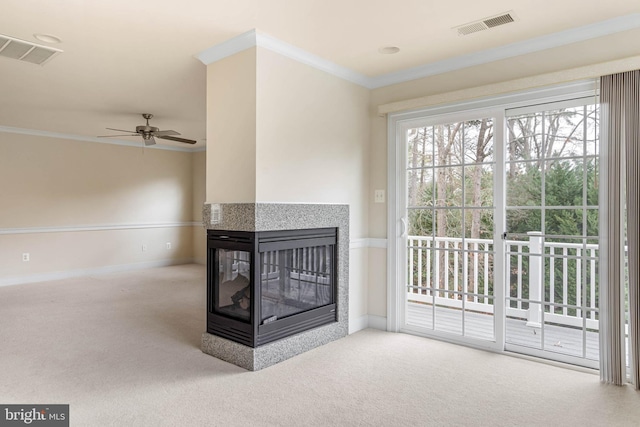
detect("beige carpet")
(1, 264), (638, 426)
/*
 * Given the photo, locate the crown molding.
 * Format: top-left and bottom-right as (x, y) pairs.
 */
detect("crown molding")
(0, 125), (199, 152)
(195, 29), (258, 65)
(196, 14), (640, 90)
(369, 13), (640, 89)
(196, 29), (372, 88)
(254, 31), (371, 87)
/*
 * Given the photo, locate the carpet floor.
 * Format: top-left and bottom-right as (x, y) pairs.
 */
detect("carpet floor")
(0, 264), (638, 426)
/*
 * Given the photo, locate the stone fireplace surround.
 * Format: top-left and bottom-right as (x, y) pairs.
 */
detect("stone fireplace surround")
(201, 203), (349, 370)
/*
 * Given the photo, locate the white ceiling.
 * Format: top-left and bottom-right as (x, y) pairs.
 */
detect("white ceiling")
(1, 1), (639, 150)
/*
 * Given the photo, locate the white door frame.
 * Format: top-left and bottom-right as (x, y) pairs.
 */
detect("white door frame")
(385, 79), (597, 354)
(387, 107), (505, 351)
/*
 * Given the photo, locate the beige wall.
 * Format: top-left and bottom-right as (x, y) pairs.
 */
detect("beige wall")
(0, 132), (199, 284)
(255, 47), (371, 238)
(206, 48), (257, 203)
(192, 150), (207, 264)
(205, 47), (371, 238)
(0, 134), (193, 227)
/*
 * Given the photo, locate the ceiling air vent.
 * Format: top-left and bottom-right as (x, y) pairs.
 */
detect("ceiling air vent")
(454, 11), (517, 36)
(0, 34), (62, 65)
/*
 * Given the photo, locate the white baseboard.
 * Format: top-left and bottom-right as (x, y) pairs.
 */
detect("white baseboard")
(367, 315), (388, 331)
(0, 258), (196, 287)
(349, 314), (388, 334)
(349, 315), (370, 334)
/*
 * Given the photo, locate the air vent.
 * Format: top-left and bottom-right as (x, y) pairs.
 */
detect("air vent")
(0, 34), (62, 65)
(454, 11), (517, 36)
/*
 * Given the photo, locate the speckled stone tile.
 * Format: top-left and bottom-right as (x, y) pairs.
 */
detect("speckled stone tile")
(200, 203), (349, 370)
(203, 203), (257, 231)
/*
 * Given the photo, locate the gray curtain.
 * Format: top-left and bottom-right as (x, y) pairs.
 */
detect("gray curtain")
(599, 70), (640, 388)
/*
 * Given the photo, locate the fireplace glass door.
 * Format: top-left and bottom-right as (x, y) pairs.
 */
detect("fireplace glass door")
(260, 245), (333, 324)
(215, 249), (251, 322)
(207, 228), (337, 347)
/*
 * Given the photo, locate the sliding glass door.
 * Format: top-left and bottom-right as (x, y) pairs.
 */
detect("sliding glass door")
(503, 98), (600, 368)
(399, 111), (504, 350)
(390, 86), (601, 368)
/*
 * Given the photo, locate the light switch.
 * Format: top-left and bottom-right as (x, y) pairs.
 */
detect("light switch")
(374, 190), (385, 203)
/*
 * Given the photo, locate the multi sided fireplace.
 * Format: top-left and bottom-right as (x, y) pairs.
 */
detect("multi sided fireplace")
(206, 227), (338, 348)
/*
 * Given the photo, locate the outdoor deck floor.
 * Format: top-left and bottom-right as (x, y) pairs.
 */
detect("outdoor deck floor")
(406, 301), (599, 361)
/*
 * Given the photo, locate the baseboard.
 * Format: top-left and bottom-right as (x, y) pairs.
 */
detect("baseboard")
(349, 314), (388, 334)
(367, 315), (388, 331)
(349, 315), (370, 334)
(0, 258), (196, 287)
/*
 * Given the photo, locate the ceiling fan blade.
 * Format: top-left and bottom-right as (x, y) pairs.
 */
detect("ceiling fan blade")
(144, 136), (156, 146)
(153, 130), (180, 137)
(106, 127), (137, 133)
(97, 134), (139, 138)
(157, 135), (197, 144)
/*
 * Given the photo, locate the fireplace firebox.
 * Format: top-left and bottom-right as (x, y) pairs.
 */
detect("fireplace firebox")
(206, 227), (338, 347)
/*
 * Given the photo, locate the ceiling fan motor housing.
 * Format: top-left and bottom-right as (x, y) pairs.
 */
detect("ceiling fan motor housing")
(136, 125), (159, 139)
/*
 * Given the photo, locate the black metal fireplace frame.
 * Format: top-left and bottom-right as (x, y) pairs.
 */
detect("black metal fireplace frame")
(206, 227), (338, 348)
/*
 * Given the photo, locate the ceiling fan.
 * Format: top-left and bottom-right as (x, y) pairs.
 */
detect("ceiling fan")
(99, 113), (197, 146)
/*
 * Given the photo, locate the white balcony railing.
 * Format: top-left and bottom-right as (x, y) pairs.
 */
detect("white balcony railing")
(407, 233), (599, 330)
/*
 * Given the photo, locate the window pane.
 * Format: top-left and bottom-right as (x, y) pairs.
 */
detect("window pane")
(407, 127), (434, 169)
(506, 115), (544, 162)
(544, 107), (587, 158)
(586, 104), (599, 156)
(586, 158), (599, 206)
(408, 208), (434, 237)
(408, 169), (434, 208)
(465, 165), (493, 207)
(586, 209), (599, 237)
(433, 123), (463, 166)
(464, 209), (494, 240)
(544, 159), (584, 208)
(434, 167), (462, 207)
(507, 209), (541, 235)
(544, 208), (584, 236)
(433, 209), (462, 239)
(506, 162), (541, 207)
(462, 118), (494, 164)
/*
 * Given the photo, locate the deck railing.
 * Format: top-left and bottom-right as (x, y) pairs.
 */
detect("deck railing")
(407, 233), (599, 330)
